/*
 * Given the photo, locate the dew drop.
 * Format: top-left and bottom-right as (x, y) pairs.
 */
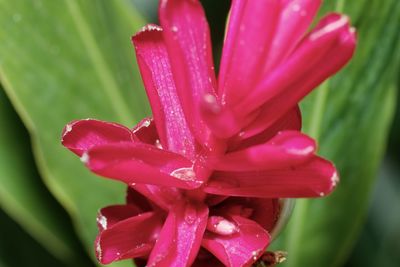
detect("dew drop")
(170, 167), (196, 181)
(184, 205), (197, 225)
(214, 219), (238, 235)
(287, 145), (314, 155)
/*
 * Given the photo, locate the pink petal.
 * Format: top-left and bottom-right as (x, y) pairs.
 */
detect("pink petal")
(132, 117), (160, 147)
(205, 156), (339, 198)
(84, 142), (202, 189)
(234, 14), (356, 136)
(147, 202), (209, 267)
(133, 26), (197, 159)
(261, 0), (322, 74)
(228, 106), (301, 151)
(202, 215), (270, 267)
(218, 0), (280, 104)
(217, 197), (280, 233)
(159, 0), (217, 145)
(243, 199), (280, 233)
(213, 131), (316, 171)
(205, 194), (229, 207)
(96, 205), (143, 232)
(130, 184), (182, 211)
(200, 94), (255, 139)
(126, 187), (156, 211)
(61, 119), (134, 156)
(96, 211), (163, 264)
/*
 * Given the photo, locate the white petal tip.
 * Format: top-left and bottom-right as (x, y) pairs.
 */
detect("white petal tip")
(80, 152), (89, 164)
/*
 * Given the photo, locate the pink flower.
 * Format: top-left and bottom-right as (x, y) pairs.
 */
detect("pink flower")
(61, 0), (356, 266)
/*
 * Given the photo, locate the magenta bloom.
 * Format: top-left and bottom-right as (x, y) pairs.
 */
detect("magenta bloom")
(62, 0), (356, 266)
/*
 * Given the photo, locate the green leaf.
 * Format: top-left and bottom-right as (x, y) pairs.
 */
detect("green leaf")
(0, 0), (150, 265)
(0, 208), (66, 267)
(271, 0), (400, 266)
(0, 88), (93, 266)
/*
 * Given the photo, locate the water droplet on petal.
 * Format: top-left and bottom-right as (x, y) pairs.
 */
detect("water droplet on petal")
(215, 219), (238, 235)
(207, 216), (238, 236)
(170, 167), (196, 181)
(287, 145), (314, 155)
(184, 205), (197, 225)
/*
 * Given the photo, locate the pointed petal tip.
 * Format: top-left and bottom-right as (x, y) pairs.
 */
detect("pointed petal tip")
(310, 12), (357, 48)
(330, 169), (340, 189)
(84, 142), (203, 190)
(132, 24), (163, 41)
(158, 0), (217, 145)
(61, 119), (134, 157)
(61, 121), (74, 141)
(80, 151), (90, 164)
(273, 131), (317, 155)
(309, 13), (349, 40)
(205, 156), (339, 198)
(132, 24), (163, 49)
(317, 160), (340, 197)
(95, 212), (162, 264)
(200, 93), (241, 139)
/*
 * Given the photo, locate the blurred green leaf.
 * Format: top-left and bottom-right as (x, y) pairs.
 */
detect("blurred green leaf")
(0, 208), (66, 267)
(0, 0), (150, 265)
(0, 88), (93, 266)
(271, 0), (400, 266)
(345, 159), (400, 267)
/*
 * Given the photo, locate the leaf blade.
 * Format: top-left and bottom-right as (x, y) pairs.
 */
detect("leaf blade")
(0, 0), (150, 265)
